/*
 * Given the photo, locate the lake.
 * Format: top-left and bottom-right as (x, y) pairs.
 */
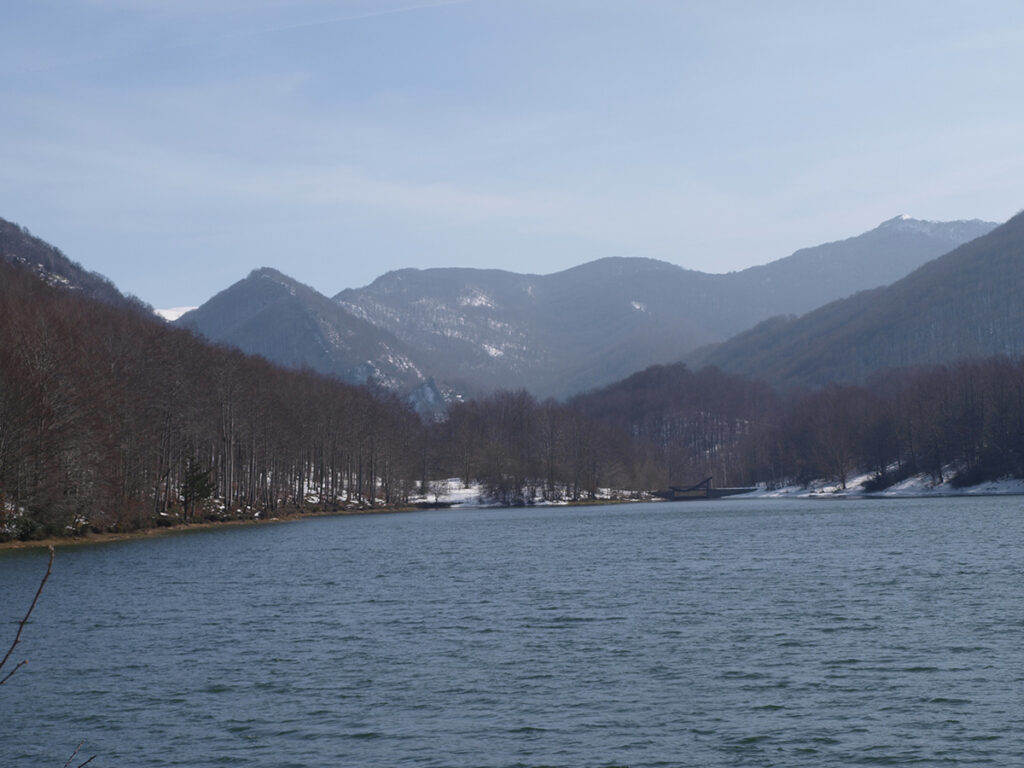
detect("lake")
(3, 496), (1024, 767)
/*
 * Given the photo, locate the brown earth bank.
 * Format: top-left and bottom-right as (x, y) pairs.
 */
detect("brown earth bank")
(0, 505), (417, 551)
(0, 496), (654, 551)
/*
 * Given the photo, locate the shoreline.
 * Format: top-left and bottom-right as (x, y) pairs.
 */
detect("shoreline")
(5, 485), (1024, 551)
(0, 495), (654, 551)
(0, 505), (411, 551)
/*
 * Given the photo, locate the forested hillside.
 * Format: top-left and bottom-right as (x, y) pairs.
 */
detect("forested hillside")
(0, 259), (426, 539)
(724, 215), (995, 320)
(691, 210), (1024, 389)
(569, 363), (778, 488)
(436, 357), (1024, 502)
(571, 359), (1024, 493)
(0, 216), (134, 307)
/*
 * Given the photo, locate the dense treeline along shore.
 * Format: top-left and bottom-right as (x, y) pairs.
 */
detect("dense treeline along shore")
(3, 255), (1024, 542)
(0, 259), (425, 540)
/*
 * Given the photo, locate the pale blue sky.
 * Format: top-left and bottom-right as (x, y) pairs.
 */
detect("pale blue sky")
(2, 0), (1023, 307)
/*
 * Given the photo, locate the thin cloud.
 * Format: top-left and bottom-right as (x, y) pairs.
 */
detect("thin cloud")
(170, 0), (485, 48)
(259, 0), (483, 30)
(9, 0), (484, 75)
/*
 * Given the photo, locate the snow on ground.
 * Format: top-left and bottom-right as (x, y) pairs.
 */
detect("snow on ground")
(410, 470), (1024, 509)
(409, 479), (623, 507)
(744, 471), (1024, 499)
(882, 474), (1024, 497)
(155, 306), (197, 322)
(442, 479), (493, 507)
(409, 478), (492, 507)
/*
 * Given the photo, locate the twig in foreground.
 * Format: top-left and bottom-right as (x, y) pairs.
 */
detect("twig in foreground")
(0, 545), (54, 685)
(63, 740), (98, 768)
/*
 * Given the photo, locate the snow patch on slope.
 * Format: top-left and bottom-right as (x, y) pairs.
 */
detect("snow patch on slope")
(878, 214), (994, 240)
(459, 291), (495, 308)
(744, 472), (1024, 499)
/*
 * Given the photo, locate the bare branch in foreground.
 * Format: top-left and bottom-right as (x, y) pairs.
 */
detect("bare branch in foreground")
(62, 741), (98, 768)
(0, 547), (96, 765)
(63, 742), (85, 768)
(0, 658), (28, 686)
(0, 545), (54, 685)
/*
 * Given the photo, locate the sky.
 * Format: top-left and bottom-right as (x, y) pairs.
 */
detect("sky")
(2, 0), (1024, 308)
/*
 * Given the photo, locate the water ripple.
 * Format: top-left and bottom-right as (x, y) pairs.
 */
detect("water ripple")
(3, 496), (1024, 766)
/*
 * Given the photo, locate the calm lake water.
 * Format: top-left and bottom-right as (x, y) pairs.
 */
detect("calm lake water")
(4, 496), (1024, 767)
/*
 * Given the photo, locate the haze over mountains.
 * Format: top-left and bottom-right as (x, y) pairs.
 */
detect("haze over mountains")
(2, 211), (1011, 402)
(689, 210), (1024, 389)
(182, 215), (996, 398)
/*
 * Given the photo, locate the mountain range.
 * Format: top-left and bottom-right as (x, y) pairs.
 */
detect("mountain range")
(182, 215), (996, 397)
(2, 211), (1011, 401)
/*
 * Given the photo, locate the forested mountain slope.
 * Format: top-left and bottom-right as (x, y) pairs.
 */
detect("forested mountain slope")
(726, 215), (995, 320)
(689, 210), (1024, 389)
(0, 257), (431, 539)
(0, 216), (134, 307)
(177, 268), (432, 391)
(335, 216), (995, 397)
(569, 355), (1024, 492)
(569, 362), (780, 488)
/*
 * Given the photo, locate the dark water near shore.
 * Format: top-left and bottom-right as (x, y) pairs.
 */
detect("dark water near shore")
(4, 496), (1024, 767)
